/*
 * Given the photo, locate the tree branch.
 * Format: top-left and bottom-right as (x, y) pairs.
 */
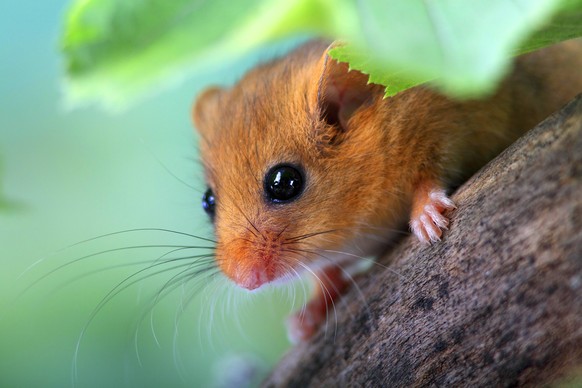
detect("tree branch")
(264, 95), (582, 387)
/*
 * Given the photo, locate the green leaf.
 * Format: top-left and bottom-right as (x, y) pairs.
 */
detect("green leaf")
(518, 1), (582, 53)
(62, 0), (582, 107)
(62, 0), (359, 109)
(330, 0), (582, 98)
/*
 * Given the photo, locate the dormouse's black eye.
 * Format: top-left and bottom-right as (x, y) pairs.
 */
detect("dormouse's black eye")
(202, 188), (216, 219)
(264, 164), (304, 203)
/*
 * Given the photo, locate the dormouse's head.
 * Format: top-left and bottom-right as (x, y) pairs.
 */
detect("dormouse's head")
(192, 40), (395, 290)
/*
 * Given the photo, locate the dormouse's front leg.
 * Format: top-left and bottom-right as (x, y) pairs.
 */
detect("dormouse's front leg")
(410, 179), (456, 244)
(286, 264), (351, 343)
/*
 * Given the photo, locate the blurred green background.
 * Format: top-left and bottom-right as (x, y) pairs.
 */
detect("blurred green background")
(0, 1), (300, 386)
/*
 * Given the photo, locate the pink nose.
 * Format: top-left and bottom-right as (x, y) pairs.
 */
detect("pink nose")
(236, 266), (271, 290)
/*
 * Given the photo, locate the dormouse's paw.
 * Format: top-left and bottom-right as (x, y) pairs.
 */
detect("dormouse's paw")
(410, 187), (456, 244)
(286, 265), (349, 343)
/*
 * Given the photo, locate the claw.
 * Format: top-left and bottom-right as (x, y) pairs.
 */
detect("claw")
(410, 184), (456, 244)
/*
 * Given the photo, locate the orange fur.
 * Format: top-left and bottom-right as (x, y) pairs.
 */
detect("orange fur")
(193, 39), (582, 338)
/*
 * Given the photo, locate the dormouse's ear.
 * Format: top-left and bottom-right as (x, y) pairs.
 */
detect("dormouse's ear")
(312, 44), (378, 145)
(192, 87), (223, 136)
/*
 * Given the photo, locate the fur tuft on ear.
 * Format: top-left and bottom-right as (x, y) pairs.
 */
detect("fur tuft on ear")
(313, 45), (378, 146)
(192, 87), (223, 137)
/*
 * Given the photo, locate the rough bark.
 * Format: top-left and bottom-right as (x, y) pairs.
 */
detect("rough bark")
(264, 95), (582, 387)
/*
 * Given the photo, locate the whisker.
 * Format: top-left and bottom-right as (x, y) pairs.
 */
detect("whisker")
(286, 262), (309, 322)
(133, 262), (215, 366)
(356, 225), (410, 237)
(84, 257), (215, 333)
(243, 225), (258, 238)
(72, 255), (216, 383)
(285, 263), (306, 315)
(20, 244), (214, 298)
(138, 137), (202, 193)
(34, 227), (216, 262)
(50, 248), (207, 296)
(283, 229), (338, 243)
(284, 248), (371, 330)
(288, 236), (408, 281)
(231, 201), (262, 237)
(133, 264), (219, 365)
(292, 258), (338, 341)
(321, 249), (410, 281)
(146, 263), (218, 320)
(276, 224), (290, 239)
(229, 237), (254, 245)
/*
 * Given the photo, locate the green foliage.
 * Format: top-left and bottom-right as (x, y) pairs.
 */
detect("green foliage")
(330, 0), (582, 97)
(62, 0), (357, 108)
(61, 0), (582, 108)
